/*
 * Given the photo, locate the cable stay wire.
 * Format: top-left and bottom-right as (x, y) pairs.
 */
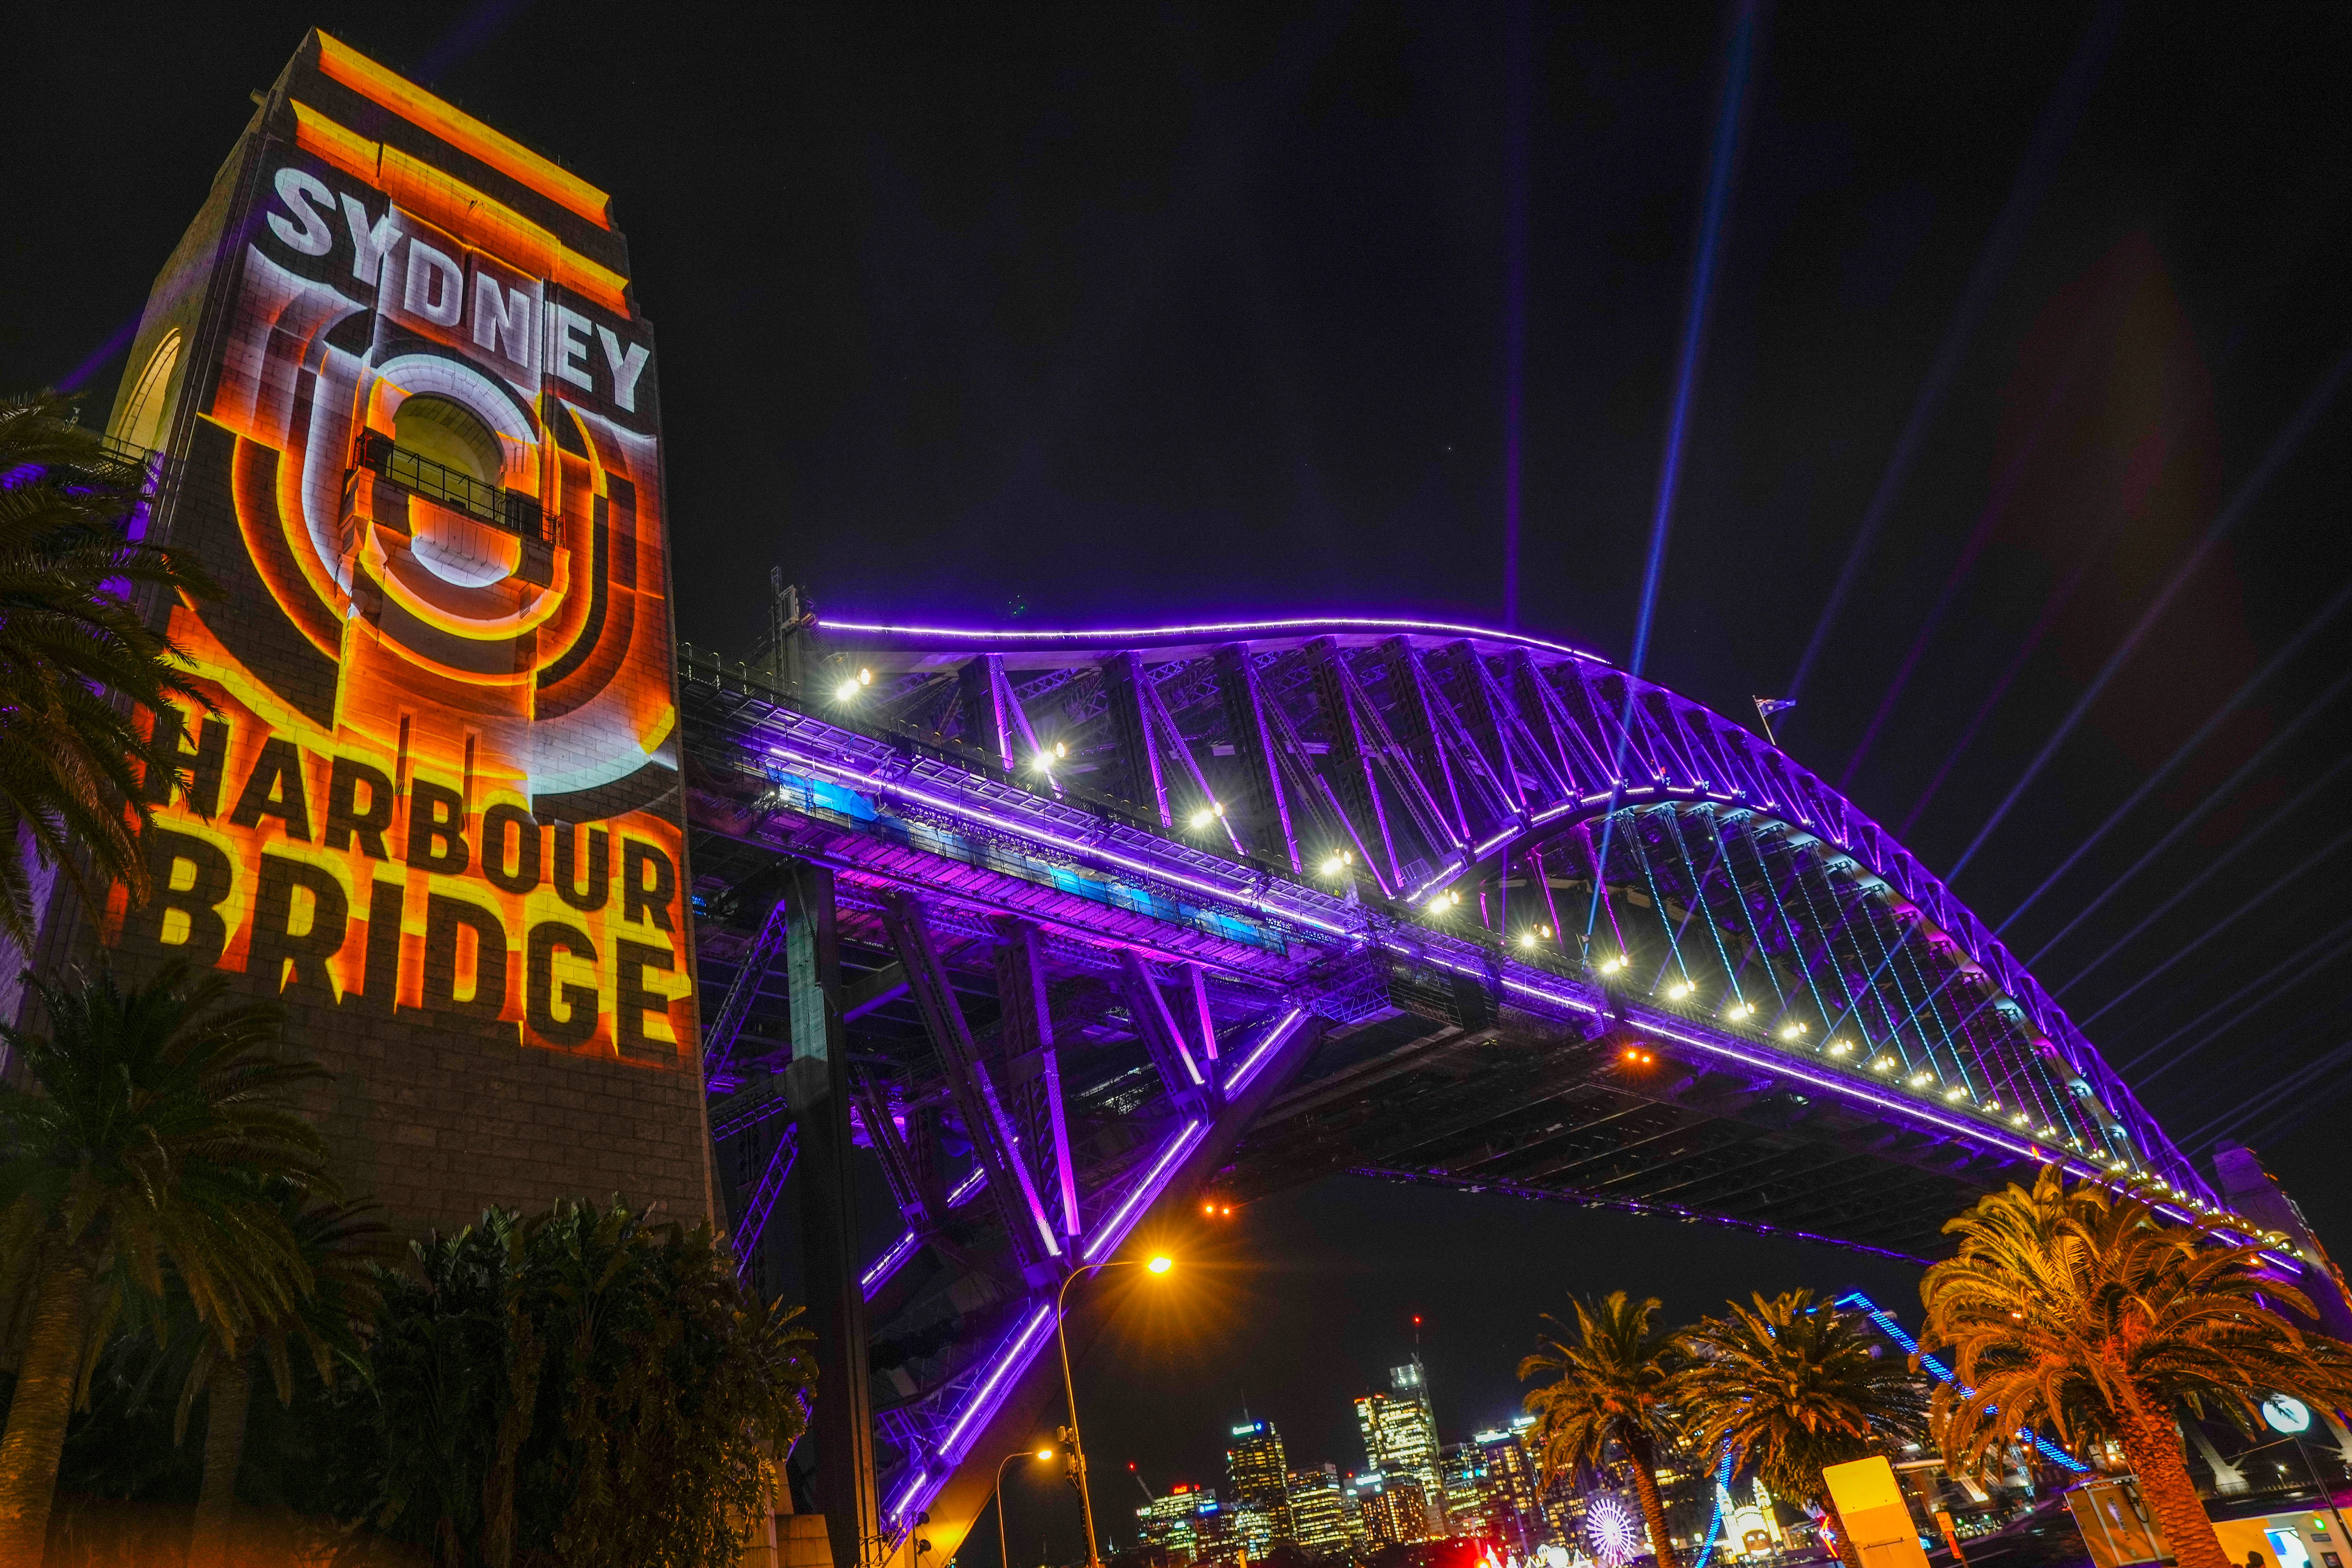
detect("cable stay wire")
(2083, 831), (2352, 1037)
(1993, 575), (2352, 938)
(2051, 748), (2352, 998)
(1941, 346), (2352, 885)
(1789, 0), (2119, 712)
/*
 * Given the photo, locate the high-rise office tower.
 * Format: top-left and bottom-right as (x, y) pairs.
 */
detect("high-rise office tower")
(1348, 1471), (1430, 1548)
(1228, 1505), (1276, 1564)
(1474, 1425), (1547, 1549)
(1355, 1359), (1448, 1537)
(1138, 1485), (1218, 1566)
(1441, 1443), (1497, 1539)
(1227, 1419), (1296, 1541)
(1287, 1465), (1350, 1556)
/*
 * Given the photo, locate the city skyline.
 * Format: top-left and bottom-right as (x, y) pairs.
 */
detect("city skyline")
(1067, 1175), (1925, 1552)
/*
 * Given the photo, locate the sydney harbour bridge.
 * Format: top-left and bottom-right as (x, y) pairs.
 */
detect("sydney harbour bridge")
(675, 605), (2283, 1568)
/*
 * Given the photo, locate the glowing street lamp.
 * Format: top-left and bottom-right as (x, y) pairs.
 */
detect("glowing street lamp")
(1057, 1254), (1176, 1568)
(994, 1446), (1058, 1568)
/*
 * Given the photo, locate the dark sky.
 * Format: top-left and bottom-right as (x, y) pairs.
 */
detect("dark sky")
(13, 1), (2352, 1550)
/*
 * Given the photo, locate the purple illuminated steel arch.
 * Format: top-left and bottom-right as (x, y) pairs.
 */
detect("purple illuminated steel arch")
(677, 611), (2274, 1568)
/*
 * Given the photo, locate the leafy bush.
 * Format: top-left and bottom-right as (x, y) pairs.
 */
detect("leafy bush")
(332, 1198), (814, 1568)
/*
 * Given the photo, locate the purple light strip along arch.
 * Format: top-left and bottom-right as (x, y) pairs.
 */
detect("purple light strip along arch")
(740, 615), (2291, 1551)
(775, 614), (2207, 1199)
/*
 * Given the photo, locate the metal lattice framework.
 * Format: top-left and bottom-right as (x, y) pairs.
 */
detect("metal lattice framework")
(675, 614), (2277, 1568)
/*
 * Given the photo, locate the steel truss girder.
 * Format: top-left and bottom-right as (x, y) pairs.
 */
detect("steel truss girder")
(879, 891), (1062, 1271)
(702, 895), (791, 1076)
(674, 613), (2240, 1568)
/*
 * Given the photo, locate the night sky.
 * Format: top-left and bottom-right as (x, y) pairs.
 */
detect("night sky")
(12, 2), (2352, 1553)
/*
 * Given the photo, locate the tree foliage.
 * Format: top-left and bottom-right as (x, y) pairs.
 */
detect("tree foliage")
(1518, 1291), (1687, 1568)
(1918, 1166), (2352, 1568)
(1919, 1165), (2352, 1467)
(1675, 1290), (1928, 1512)
(0, 961), (332, 1561)
(336, 1197), (816, 1568)
(0, 390), (218, 948)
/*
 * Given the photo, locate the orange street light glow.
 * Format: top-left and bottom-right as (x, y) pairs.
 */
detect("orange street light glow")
(1147, 1255), (1174, 1274)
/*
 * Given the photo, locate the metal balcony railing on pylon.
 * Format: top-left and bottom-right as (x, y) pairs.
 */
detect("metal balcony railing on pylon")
(350, 428), (552, 546)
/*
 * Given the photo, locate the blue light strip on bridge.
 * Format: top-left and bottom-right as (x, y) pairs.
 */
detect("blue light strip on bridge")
(1695, 1445), (1736, 1564)
(1831, 1290), (2089, 1474)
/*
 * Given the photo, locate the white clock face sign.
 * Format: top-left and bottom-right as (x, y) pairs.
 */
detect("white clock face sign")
(2261, 1395), (2314, 1434)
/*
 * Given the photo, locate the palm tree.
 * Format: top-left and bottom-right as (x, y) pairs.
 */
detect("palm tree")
(180, 1191), (388, 1568)
(1677, 1291), (1927, 1568)
(1519, 1291), (1688, 1568)
(0, 961), (334, 1563)
(1918, 1166), (2352, 1568)
(0, 389), (216, 950)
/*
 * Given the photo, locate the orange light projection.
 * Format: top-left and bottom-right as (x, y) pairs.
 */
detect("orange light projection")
(314, 33), (613, 229)
(109, 34), (690, 1068)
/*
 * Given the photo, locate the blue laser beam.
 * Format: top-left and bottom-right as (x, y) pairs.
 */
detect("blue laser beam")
(2182, 1033), (2352, 1150)
(1895, 503), (2138, 842)
(1501, 0), (1532, 630)
(2050, 749), (2352, 997)
(1587, 0), (1758, 940)
(1840, 332), (2092, 792)
(1995, 576), (2352, 937)
(1790, 0), (2118, 711)
(1944, 346), (2352, 883)
(2083, 832), (2352, 1035)
(2121, 912), (2352, 1082)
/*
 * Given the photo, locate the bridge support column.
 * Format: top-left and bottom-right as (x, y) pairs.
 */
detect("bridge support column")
(784, 862), (880, 1568)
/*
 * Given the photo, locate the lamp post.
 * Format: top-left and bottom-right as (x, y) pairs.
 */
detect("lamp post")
(995, 1447), (1056, 1568)
(1056, 1254), (1174, 1568)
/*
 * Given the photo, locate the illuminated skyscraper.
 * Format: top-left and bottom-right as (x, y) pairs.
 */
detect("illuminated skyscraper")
(1288, 1465), (1350, 1556)
(1355, 1360), (1448, 1537)
(1228, 1505), (1276, 1564)
(1441, 1443), (1497, 1539)
(1348, 1471), (1429, 1548)
(1473, 1427), (1546, 1550)
(1227, 1420), (1295, 1541)
(1138, 1485), (1218, 1565)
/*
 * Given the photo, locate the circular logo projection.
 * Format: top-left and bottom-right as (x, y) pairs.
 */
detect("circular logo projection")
(1586, 1494), (1644, 1568)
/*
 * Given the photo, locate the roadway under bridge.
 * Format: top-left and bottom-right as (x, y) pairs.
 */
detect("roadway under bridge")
(674, 609), (2322, 1568)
